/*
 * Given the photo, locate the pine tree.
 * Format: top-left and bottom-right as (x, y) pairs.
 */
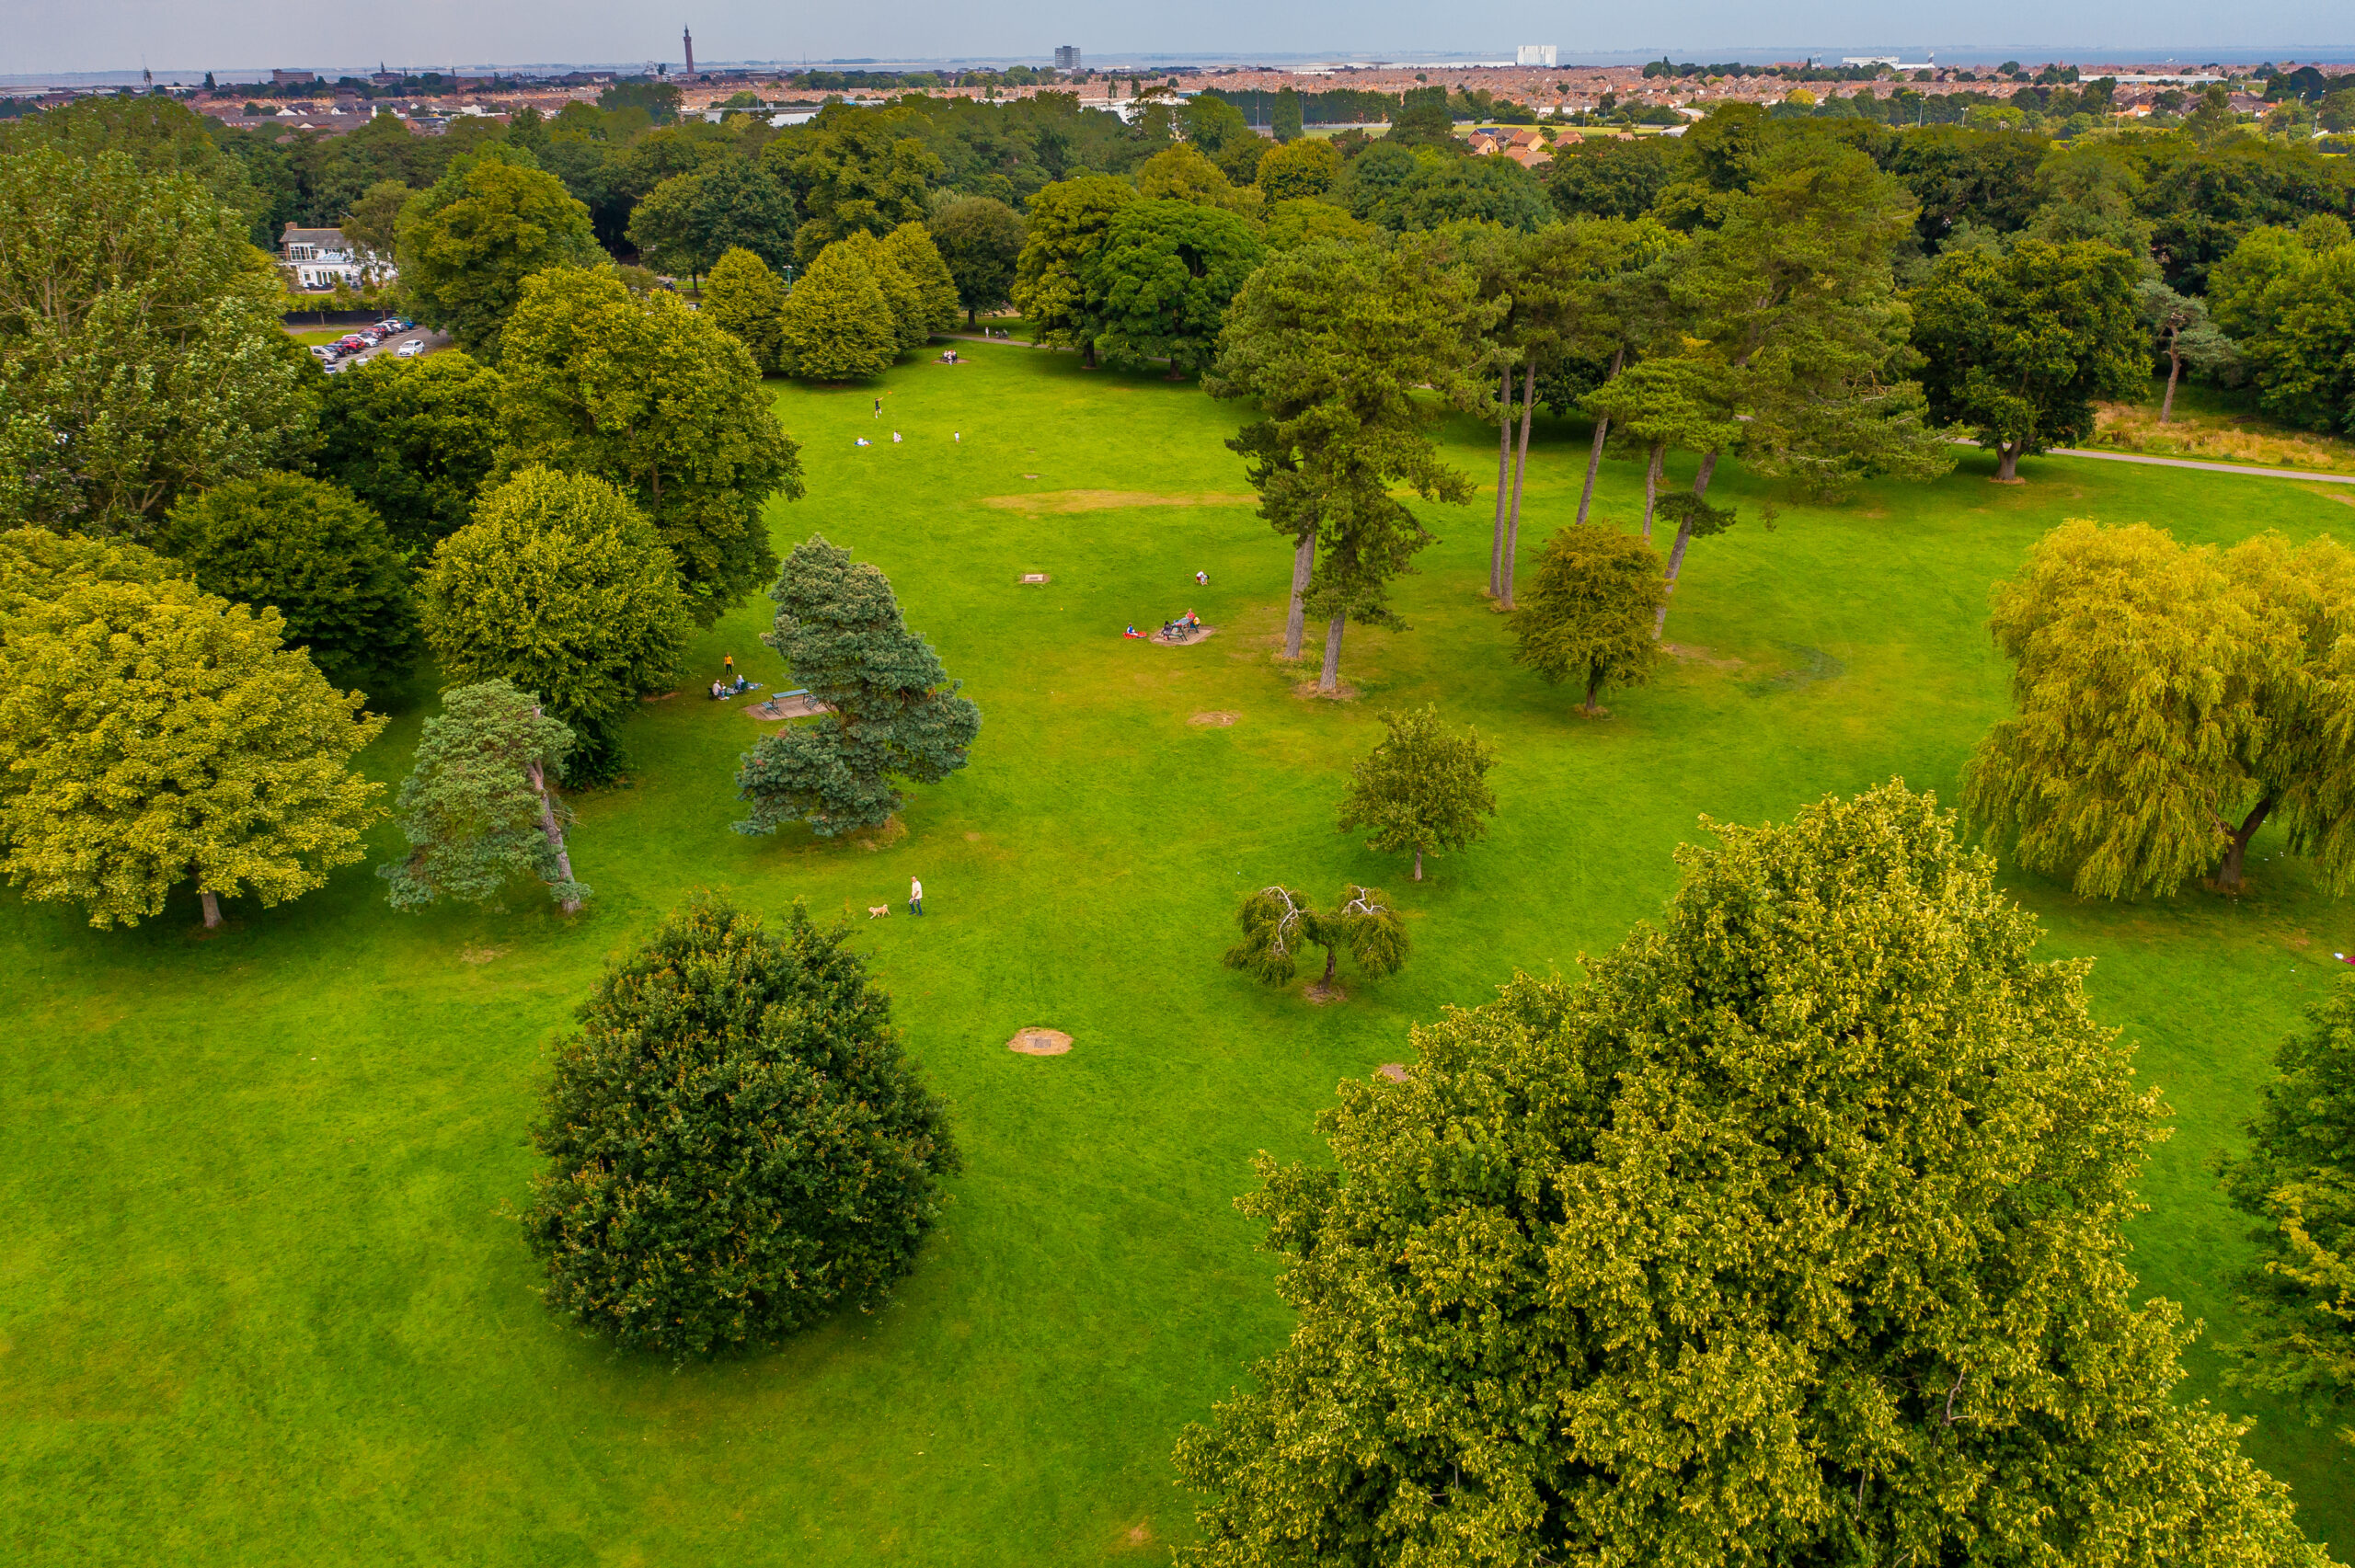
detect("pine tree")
(1511, 523), (1667, 714)
(701, 246), (787, 374)
(777, 241), (900, 381)
(736, 535), (981, 838)
(1336, 705), (1498, 881)
(379, 680), (587, 912)
(1223, 884), (1409, 998)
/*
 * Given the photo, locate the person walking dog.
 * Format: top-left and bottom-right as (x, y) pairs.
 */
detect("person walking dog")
(909, 876), (924, 916)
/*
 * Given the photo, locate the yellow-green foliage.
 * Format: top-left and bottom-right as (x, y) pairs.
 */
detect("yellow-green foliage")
(1511, 522), (1667, 710)
(777, 241), (900, 381)
(879, 221), (961, 338)
(0, 572), (385, 926)
(700, 246), (787, 373)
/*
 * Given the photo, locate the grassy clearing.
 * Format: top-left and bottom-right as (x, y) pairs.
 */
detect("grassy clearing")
(2088, 375), (2355, 475)
(6, 342), (2354, 1564)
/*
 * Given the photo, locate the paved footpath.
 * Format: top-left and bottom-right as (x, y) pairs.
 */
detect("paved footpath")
(2037, 445), (2355, 485)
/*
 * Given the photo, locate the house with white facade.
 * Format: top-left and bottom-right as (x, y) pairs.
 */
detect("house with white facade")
(280, 224), (385, 290)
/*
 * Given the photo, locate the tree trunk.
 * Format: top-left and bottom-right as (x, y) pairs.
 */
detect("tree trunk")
(1640, 441), (1664, 540)
(2161, 344), (2182, 423)
(1413, 848), (1424, 882)
(2216, 796), (2276, 889)
(967, 305), (977, 328)
(1319, 946), (1338, 987)
(1996, 440), (2023, 482)
(200, 887), (222, 929)
(1282, 529), (1315, 660)
(1502, 359), (1536, 610)
(1583, 665), (1602, 715)
(1576, 346), (1623, 528)
(528, 758), (582, 914)
(1655, 509), (1698, 639)
(1489, 364), (1513, 596)
(1691, 448), (1719, 502)
(1318, 612), (1345, 693)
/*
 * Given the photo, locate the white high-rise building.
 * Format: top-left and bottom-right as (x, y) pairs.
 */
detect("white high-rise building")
(1517, 44), (1557, 67)
(1054, 45), (1082, 70)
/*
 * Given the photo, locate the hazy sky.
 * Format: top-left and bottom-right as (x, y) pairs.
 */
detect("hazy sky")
(4, 0), (2350, 75)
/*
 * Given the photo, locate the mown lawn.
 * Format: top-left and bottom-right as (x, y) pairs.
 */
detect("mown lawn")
(6, 340), (2354, 1564)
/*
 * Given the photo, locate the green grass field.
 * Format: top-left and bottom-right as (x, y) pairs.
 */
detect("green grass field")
(8, 341), (2355, 1564)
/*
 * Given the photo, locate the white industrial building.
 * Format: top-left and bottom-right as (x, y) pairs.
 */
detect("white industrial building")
(1517, 44), (1557, 67)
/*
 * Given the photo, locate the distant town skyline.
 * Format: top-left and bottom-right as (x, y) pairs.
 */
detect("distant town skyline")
(3, 0), (2351, 77)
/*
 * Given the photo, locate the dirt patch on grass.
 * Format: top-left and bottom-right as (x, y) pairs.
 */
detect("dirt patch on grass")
(1292, 680), (1360, 703)
(1008, 1028), (1073, 1056)
(982, 489), (1257, 515)
(1150, 625), (1218, 647)
(748, 692), (831, 720)
(1304, 980), (1345, 1004)
(1189, 710), (1238, 726)
(638, 690), (678, 703)
(1375, 1062), (1408, 1082)
(461, 945), (507, 966)
(1663, 643), (1744, 670)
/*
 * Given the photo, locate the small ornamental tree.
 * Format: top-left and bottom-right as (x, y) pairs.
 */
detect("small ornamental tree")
(1966, 520), (2355, 897)
(419, 467), (689, 770)
(930, 195), (1025, 326)
(2218, 977), (2355, 1445)
(523, 895), (959, 1359)
(379, 679), (587, 913)
(0, 577), (385, 928)
(700, 246), (787, 374)
(312, 351), (505, 555)
(1512, 523), (1668, 715)
(1337, 706), (1499, 881)
(736, 535), (982, 837)
(1223, 884), (1409, 998)
(161, 471), (419, 698)
(778, 241), (900, 381)
(1175, 784), (2326, 1568)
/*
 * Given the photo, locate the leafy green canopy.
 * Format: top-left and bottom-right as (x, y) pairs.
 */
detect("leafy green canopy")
(1512, 523), (1668, 712)
(2208, 220), (2355, 436)
(1255, 138), (1341, 202)
(1011, 175), (1136, 360)
(161, 471), (418, 698)
(496, 266), (805, 625)
(0, 575), (385, 928)
(0, 146), (316, 540)
(1336, 705), (1498, 880)
(625, 157), (796, 280)
(311, 350), (505, 556)
(523, 895), (959, 1359)
(701, 246), (787, 374)
(841, 229), (934, 353)
(769, 114), (945, 266)
(379, 679), (586, 911)
(880, 221), (961, 339)
(928, 195), (1026, 324)
(1223, 883), (1409, 992)
(1086, 199), (1267, 375)
(2221, 977), (2355, 1448)
(736, 535), (982, 838)
(419, 466), (689, 761)
(778, 240), (901, 381)
(1177, 784), (2325, 1568)
(394, 146), (601, 362)
(0, 526), (167, 612)
(1967, 520), (2355, 898)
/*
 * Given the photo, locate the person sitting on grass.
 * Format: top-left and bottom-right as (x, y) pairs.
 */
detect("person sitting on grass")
(710, 679), (727, 699)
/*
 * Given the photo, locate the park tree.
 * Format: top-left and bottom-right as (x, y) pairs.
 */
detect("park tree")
(1271, 86), (1304, 143)
(0, 526), (166, 611)
(378, 679), (587, 913)
(2219, 978), (2355, 1446)
(1136, 143), (1262, 216)
(1512, 523), (1668, 714)
(770, 114), (945, 265)
(1580, 356), (1741, 615)
(0, 95), (270, 243)
(1255, 137), (1342, 201)
(1337, 705), (1498, 881)
(311, 351), (504, 555)
(736, 536), (982, 839)
(625, 158), (796, 281)
(2208, 220), (2355, 436)
(2138, 279), (2242, 423)
(1011, 174), (1136, 364)
(879, 222), (961, 338)
(496, 266), (805, 624)
(160, 472), (419, 698)
(1260, 200), (1376, 254)
(340, 178), (412, 282)
(523, 894), (959, 1358)
(1547, 135), (1677, 222)
(1913, 236), (2148, 479)
(0, 146), (316, 540)
(778, 240), (901, 380)
(929, 195), (1026, 326)
(420, 467), (689, 770)
(1086, 200), (1266, 375)
(841, 229), (932, 352)
(395, 146), (601, 362)
(1210, 237), (1488, 691)
(699, 246), (787, 374)
(1966, 519), (2355, 897)
(1174, 783), (2328, 1568)
(0, 575), (385, 929)
(1223, 884), (1409, 999)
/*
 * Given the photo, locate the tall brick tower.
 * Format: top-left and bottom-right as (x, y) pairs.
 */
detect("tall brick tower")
(684, 27), (695, 79)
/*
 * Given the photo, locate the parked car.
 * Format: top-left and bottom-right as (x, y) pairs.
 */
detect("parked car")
(336, 335), (368, 353)
(396, 339), (425, 358)
(309, 345), (334, 361)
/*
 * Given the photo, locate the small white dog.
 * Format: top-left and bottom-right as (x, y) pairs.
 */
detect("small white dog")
(867, 904), (891, 920)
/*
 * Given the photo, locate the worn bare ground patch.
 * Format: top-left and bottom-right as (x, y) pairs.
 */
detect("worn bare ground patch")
(1189, 711), (1239, 727)
(1292, 680), (1360, 703)
(1375, 1062), (1409, 1082)
(1008, 1028), (1073, 1056)
(461, 945), (508, 966)
(982, 489), (1257, 515)
(1662, 642), (1745, 670)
